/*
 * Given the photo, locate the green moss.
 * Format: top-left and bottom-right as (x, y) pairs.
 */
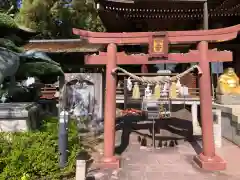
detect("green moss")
(16, 61), (64, 78)
(0, 38), (24, 52)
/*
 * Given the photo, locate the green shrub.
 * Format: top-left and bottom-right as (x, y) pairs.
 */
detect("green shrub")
(0, 117), (83, 180)
(0, 13), (18, 29)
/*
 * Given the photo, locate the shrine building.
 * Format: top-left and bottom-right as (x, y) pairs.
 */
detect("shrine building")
(95, 0), (240, 76)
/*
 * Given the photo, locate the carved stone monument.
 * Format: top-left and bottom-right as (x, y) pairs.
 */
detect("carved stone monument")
(214, 68), (240, 147)
(63, 73), (103, 131)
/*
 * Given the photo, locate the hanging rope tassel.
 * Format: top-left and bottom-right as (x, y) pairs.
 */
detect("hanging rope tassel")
(154, 83), (161, 99)
(176, 79), (181, 97)
(127, 77), (133, 91)
(132, 82), (140, 99)
(169, 82), (177, 98)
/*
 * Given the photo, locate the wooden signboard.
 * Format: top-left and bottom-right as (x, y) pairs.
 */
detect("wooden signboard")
(149, 32), (168, 58)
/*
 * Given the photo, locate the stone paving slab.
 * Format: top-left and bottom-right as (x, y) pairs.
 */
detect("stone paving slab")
(87, 133), (240, 180)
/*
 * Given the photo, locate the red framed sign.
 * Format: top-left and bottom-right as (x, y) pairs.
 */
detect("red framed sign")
(148, 32), (169, 58)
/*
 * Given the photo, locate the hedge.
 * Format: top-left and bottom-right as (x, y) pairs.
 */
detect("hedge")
(0, 117), (83, 180)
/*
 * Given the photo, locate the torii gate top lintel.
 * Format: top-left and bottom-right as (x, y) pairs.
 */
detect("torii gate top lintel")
(72, 25), (240, 64)
(73, 24), (240, 44)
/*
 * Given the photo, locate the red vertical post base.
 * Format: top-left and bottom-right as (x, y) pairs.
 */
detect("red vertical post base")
(193, 41), (226, 171)
(100, 43), (120, 169)
(99, 156), (121, 169)
(194, 153), (226, 171)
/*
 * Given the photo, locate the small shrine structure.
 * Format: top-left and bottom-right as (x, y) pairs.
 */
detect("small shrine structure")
(73, 24), (240, 171)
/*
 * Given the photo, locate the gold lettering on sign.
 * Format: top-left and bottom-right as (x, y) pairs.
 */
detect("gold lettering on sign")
(153, 39), (164, 53)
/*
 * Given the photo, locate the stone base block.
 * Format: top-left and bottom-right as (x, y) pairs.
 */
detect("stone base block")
(193, 153), (226, 171)
(213, 103), (240, 147)
(216, 94), (240, 105)
(192, 109), (222, 148)
(0, 103), (41, 132)
(95, 156), (121, 169)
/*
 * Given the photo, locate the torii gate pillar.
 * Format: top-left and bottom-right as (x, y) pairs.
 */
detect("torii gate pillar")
(101, 43), (120, 168)
(193, 41), (226, 170)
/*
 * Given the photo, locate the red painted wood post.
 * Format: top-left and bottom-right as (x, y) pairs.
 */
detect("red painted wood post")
(101, 43), (120, 168)
(198, 41), (215, 156)
(194, 41), (226, 171)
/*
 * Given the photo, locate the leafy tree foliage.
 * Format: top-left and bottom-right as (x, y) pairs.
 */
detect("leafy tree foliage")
(0, 0), (15, 11)
(13, 0), (105, 39)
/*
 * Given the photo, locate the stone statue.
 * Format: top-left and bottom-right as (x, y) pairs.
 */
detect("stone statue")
(216, 68), (240, 95)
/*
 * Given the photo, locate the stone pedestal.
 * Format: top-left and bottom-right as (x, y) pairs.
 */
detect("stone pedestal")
(213, 109), (222, 148)
(192, 108), (222, 148)
(213, 103), (240, 147)
(216, 94), (240, 105)
(0, 103), (41, 132)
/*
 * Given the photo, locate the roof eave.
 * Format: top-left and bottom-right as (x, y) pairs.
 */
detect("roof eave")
(23, 39), (103, 52)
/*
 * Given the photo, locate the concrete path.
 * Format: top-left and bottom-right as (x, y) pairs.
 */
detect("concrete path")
(87, 133), (240, 180)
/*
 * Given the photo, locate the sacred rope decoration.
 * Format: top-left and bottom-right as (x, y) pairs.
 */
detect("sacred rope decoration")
(112, 65), (202, 118)
(112, 65), (202, 84)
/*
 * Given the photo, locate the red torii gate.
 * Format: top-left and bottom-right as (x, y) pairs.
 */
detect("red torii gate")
(73, 24), (240, 171)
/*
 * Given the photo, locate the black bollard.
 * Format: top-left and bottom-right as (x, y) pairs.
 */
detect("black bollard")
(59, 110), (69, 168)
